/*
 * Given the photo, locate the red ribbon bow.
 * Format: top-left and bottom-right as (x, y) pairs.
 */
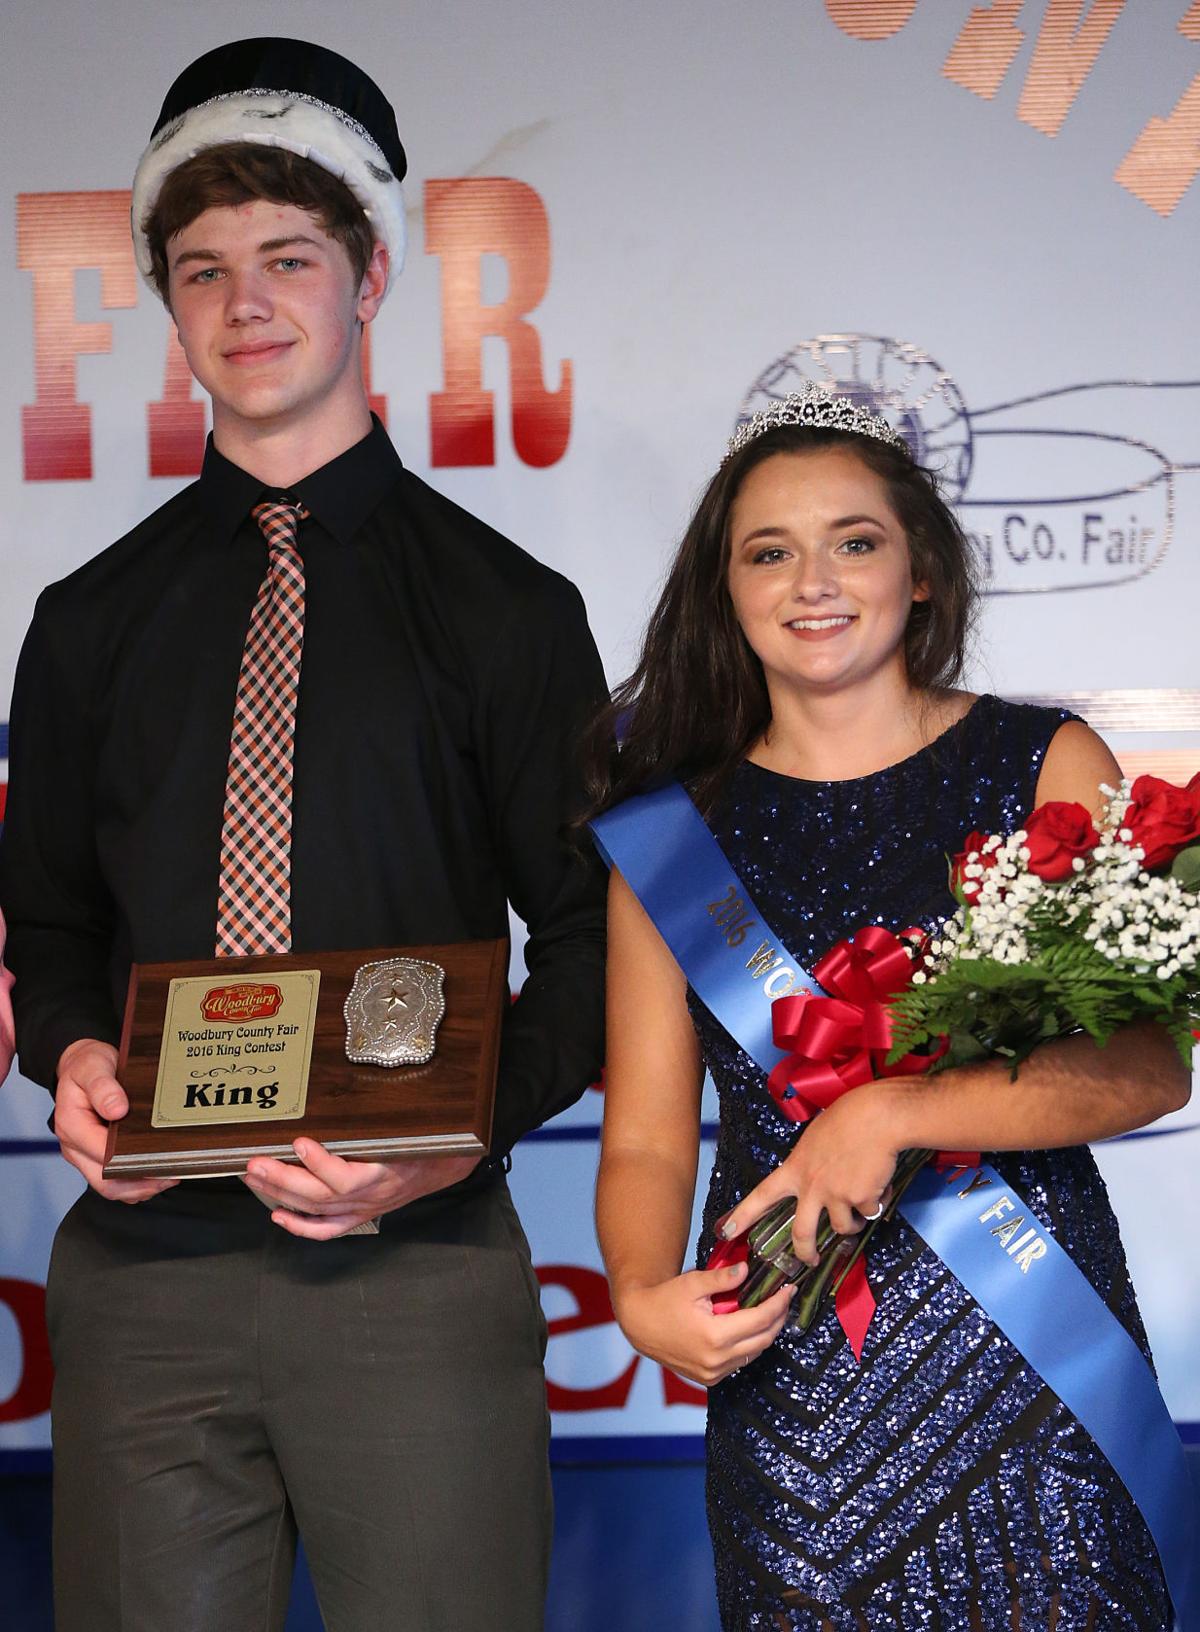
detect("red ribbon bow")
(714, 926), (977, 1363)
(766, 927), (945, 1123)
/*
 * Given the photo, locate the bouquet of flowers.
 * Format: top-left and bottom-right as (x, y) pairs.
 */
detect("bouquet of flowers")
(735, 774), (1200, 1334)
(894, 774), (1200, 1070)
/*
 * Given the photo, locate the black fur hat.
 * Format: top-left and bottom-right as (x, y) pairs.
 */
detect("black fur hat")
(132, 37), (407, 296)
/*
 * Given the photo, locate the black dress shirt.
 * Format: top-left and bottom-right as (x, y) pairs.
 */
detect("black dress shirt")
(1, 420), (608, 1161)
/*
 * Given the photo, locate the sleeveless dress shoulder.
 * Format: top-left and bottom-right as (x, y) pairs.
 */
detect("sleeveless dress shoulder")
(690, 695), (1169, 1632)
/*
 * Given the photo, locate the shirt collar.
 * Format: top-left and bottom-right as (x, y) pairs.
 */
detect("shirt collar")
(197, 416), (404, 546)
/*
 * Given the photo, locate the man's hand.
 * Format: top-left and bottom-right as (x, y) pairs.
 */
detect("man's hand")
(242, 1139), (482, 1239)
(55, 1038), (178, 1204)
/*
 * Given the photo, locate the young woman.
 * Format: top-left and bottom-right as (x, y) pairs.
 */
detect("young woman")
(591, 388), (1187, 1630)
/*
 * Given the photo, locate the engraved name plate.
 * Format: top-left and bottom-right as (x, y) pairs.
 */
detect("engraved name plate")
(150, 969), (321, 1129)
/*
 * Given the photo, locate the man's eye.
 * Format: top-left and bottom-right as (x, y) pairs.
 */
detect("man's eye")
(190, 267), (221, 283)
(275, 258), (305, 272)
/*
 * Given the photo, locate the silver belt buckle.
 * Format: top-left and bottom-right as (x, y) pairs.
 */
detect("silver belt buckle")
(343, 957), (447, 1068)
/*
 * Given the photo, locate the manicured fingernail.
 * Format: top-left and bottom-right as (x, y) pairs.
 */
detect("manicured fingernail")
(718, 1215), (737, 1240)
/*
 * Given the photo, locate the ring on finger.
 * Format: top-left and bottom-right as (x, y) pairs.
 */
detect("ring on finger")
(860, 1200), (885, 1222)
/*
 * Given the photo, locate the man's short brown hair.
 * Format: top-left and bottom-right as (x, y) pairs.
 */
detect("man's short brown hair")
(143, 143), (377, 303)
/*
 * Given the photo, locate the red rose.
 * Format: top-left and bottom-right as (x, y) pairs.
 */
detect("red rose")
(1123, 775), (1200, 871)
(1022, 802), (1099, 881)
(950, 830), (1000, 901)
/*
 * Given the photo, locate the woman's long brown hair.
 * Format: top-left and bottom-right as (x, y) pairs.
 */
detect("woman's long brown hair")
(582, 424), (979, 822)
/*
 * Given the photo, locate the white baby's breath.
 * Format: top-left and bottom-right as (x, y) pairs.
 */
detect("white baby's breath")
(940, 787), (1200, 987)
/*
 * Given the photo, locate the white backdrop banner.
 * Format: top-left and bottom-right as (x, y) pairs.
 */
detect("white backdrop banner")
(1, 0), (1197, 1458)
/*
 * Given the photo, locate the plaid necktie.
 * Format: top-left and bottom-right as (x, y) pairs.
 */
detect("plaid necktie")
(215, 499), (309, 956)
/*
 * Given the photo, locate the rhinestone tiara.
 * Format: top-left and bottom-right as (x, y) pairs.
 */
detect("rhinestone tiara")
(725, 381), (906, 461)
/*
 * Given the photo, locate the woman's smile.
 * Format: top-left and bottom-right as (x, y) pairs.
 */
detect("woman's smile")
(783, 613), (858, 637)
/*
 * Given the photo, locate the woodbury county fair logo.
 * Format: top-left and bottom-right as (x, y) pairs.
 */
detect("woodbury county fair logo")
(200, 983), (284, 1024)
(736, 337), (1200, 597)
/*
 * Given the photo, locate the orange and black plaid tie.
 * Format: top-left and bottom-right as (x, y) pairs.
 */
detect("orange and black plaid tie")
(215, 499), (309, 956)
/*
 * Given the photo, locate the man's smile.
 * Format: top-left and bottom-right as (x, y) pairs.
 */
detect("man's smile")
(222, 339), (295, 365)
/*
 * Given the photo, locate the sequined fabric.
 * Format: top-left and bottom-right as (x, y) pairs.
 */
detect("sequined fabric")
(692, 696), (1169, 1631)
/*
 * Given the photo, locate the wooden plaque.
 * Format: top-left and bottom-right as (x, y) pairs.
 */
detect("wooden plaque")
(103, 941), (507, 1180)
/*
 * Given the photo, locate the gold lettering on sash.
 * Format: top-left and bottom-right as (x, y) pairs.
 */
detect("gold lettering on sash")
(746, 942), (783, 979)
(974, 1195), (1047, 1273)
(706, 885), (757, 948)
(707, 884), (738, 916)
(990, 1215), (1025, 1248)
(1015, 1238), (1047, 1273)
(762, 967), (799, 998)
(947, 1169), (1051, 1278)
(724, 917), (755, 947)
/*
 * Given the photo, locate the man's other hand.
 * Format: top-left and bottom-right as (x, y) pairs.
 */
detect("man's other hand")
(55, 1038), (178, 1203)
(242, 1140), (482, 1239)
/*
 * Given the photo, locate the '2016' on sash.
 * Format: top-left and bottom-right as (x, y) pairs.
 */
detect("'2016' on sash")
(590, 780), (1198, 1631)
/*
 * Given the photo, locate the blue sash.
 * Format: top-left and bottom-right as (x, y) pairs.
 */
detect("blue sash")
(591, 780), (1199, 1629)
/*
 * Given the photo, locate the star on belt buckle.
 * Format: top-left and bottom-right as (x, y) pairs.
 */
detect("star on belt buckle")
(343, 958), (446, 1067)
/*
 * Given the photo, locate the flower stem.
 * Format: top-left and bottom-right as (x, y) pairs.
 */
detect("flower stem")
(791, 1149), (934, 1331)
(738, 1201), (837, 1309)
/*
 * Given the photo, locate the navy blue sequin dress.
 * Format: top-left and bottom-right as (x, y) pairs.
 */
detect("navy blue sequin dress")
(693, 696), (1169, 1631)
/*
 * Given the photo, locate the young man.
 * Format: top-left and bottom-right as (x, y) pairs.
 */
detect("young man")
(1, 37), (606, 1632)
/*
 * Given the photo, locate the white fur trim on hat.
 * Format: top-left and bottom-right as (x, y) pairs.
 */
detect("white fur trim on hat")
(131, 90), (405, 299)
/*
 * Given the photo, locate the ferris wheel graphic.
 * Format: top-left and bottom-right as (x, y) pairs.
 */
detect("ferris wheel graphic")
(736, 335), (975, 501)
(735, 334), (1200, 597)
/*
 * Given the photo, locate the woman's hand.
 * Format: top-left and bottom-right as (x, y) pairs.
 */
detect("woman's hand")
(717, 1083), (904, 1267)
(614, 1262), (795, 1387)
